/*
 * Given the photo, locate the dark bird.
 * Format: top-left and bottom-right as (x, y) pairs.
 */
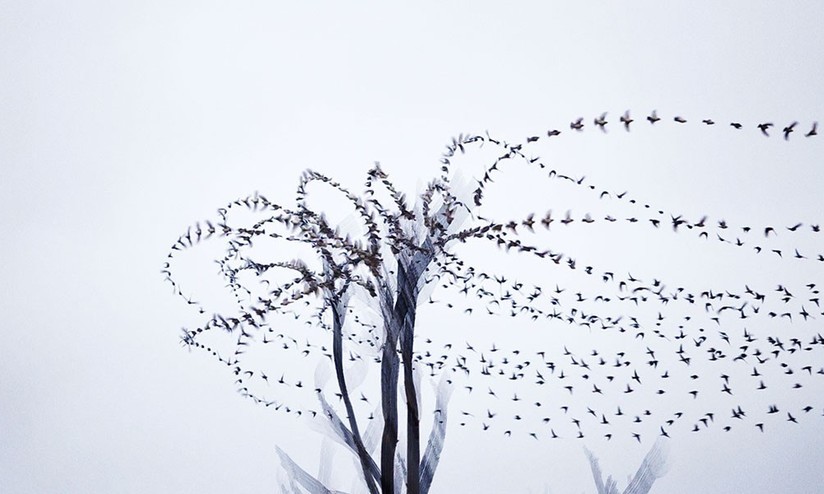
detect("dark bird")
(758, 122), (774, 136)
(783, 121), (798, 140)
(541, 210), (554, 229)
(594, 112), (608, 132)
(730, 122), (743, 129)
(620, 110), (633, 131)
(647, 110), (660, 124)
(570, 117), (584, 131)
(673, 116), (687, 123)
(806, 122), (818, 137)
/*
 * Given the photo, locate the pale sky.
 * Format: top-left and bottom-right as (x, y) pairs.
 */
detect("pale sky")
(2, 2), (824, 493)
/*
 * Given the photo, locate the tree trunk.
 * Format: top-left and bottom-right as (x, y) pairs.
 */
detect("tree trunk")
(379, 319), (400, 494)
(331, 295), (380, 494)
(400, 300), (420, 494)
(397, 257), (428, 494)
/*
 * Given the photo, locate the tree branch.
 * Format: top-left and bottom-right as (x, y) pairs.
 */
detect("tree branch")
(623, 438), (670, 494)
(276, 446), (348, 494)
(420, 374), (453, 494)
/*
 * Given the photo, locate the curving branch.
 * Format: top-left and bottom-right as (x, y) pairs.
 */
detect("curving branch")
(276, 446), (348, 494)
(419, 374), (454, 494)
(585, 438), (670, 494)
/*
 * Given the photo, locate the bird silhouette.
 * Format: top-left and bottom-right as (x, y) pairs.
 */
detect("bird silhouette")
(594, 113), (608, 132)
(783, 122), (798, 140)
(621, 110), (633, 131)
(570, 118), (584, 131)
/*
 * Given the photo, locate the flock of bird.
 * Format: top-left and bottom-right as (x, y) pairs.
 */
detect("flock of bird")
(560, 110), (817, 140)
(409, 255), (824, 441)
(164, 109), (824, 447)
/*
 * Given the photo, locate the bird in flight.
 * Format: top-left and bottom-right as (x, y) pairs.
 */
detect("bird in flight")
(621, 110), (633, 131)
(594, 113), (608, 132)
(570, 117), (584, 131)
(783, 122), (798, 140)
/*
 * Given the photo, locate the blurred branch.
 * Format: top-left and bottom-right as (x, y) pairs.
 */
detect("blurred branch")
(623, 438), (670, 494)
(276, 446), (348, 494)
(420, 374), (454, 494)
(585, 438), (669, 494)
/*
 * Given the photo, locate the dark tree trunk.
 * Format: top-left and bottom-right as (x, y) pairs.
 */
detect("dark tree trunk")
(377, 242), (434, 494)
(399, 285), (420, 494)
(397, 256), (430, 494)
(331, 296), (380, 494)
(379, 279), (402, 494)
(379, 329), (400, 494)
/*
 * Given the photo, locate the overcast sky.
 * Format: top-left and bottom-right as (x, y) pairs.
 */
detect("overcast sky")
(2, 2), (824, 493)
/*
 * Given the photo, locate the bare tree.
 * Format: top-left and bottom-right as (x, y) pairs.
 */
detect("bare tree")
(165, 112), (823, 493)
(165, 133), (489, 493)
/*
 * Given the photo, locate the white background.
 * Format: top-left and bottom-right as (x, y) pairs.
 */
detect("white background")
(2, 2), (824, 493)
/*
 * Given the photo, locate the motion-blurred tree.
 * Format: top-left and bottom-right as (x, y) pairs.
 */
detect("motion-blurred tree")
(165, 134), (484, 493)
